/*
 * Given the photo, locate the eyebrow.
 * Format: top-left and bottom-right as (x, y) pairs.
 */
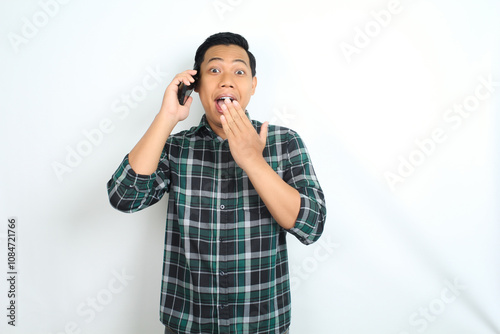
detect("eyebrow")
(207, 57), (249, 67)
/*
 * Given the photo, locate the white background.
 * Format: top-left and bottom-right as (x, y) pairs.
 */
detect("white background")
(1, 0), (499, 333)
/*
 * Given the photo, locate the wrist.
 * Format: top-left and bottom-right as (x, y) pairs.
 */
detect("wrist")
(240, 155), (269, 176)
(157, 107), (181, 125)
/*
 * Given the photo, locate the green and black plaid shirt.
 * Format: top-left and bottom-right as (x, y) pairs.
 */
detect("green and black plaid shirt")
(107, 114), (326, 334)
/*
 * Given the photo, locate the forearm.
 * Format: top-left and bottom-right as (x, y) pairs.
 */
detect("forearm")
(128, 111), (177, 175)
(128, 69), (196, 175)
(244, 158), (301, 230)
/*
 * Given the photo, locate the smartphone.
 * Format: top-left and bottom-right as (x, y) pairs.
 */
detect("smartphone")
(177, 75), (197, 106)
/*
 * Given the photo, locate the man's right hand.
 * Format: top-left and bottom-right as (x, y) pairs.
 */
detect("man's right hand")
(128, 69), (198, 175)
(160, 69), (198, 123)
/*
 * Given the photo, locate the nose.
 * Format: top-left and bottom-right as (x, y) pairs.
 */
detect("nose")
(219, 73), (234, 88)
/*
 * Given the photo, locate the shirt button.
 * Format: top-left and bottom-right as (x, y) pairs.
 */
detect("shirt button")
(219, 270), (226, 276)
(220, 204), (225, 210)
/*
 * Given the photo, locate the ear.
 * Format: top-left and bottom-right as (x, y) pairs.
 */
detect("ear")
(251, 76), (257, 95)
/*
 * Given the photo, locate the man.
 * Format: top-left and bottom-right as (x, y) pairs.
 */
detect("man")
(107, 32), (326, 334)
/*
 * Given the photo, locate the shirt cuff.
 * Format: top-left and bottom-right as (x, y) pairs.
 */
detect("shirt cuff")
(113, 154), (158, 191)
(287, 193), (325, 245)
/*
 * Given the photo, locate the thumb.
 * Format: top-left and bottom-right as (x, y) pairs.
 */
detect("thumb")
(259, 121), (269, 143)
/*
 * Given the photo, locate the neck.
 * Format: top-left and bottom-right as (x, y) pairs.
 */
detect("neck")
(207, 119), (227, 140)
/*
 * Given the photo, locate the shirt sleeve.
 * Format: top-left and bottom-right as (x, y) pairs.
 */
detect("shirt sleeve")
(283, 130), (327, 245)
(106, 153), (170, 213)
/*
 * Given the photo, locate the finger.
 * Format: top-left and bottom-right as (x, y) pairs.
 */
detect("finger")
(187, 70), (197, 84)
(171, 75), (189, 88)
(221, 102), (238, 130)
(224, 98), (239, 119)
(232, 100), (246, 117)
(224, 99), (245, 130)
(183, 75), (196, 86)
(174, 70), (197, 86)
(231, 100), (251, 129)
(220, 114), (234, 137)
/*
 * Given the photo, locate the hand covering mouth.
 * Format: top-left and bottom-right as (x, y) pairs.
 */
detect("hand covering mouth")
(216, 96), (235, 107)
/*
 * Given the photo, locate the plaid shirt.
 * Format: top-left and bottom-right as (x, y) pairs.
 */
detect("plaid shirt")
(107, 114), (326, 334)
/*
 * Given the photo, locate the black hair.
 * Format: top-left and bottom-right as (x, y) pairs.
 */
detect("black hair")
(194, 32), (256, 78)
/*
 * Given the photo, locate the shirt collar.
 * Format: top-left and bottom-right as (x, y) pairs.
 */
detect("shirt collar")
(194, 111), (252, 139)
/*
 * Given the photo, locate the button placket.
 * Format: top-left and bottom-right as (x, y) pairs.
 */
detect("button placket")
(217, 142), (231, 331)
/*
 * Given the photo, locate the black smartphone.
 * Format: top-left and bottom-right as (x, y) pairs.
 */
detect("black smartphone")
(177, 75), (197, 105)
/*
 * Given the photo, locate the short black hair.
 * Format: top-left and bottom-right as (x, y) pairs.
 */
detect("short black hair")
(194, 32), (256, 77)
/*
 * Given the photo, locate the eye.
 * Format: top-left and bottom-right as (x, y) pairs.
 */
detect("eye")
(210, 68), (220, 74)
(235, 70), (245, 75)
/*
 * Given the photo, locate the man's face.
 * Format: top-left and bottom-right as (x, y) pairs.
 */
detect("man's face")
(196, 44), (257, 138)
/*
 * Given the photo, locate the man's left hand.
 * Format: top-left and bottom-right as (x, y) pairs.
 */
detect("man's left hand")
(220, 98), (268, 171)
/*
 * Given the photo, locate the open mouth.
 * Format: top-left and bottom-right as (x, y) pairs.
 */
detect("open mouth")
(215, 96), (235, 112)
